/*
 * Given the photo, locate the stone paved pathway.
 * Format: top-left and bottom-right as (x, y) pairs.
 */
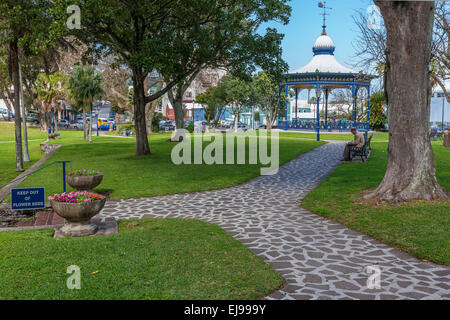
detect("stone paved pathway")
(97, 142), (450, 300)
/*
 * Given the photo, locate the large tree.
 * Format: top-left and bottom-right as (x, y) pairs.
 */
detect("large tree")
(196, 85), (228, 128)
(0, 0), (66, 171)
(353, 1), (449, 101)
(64, 0), (290, 155)
(163, 22), (290, 133)
(221, 75), (252, 132)
(251, 71), (288, 130)
(63, 0), (213, 155)
(21, 39), (84, 133)
(364, 1), (448, 202)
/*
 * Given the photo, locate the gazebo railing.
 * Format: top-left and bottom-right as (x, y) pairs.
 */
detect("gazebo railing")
(278, 120), (370, 132)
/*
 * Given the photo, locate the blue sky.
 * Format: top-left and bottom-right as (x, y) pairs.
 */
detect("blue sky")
(260, 0), (375, 72)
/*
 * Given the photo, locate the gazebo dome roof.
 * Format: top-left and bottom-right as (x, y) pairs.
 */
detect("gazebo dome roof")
(313, 34), (335, 52)
(290, 30), (356, 74)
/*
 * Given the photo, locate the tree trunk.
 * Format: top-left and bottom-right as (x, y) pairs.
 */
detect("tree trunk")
(146, 100), (160, 134)
(88, 104), (93, 143)
(9, 40), (24, 172)
(83, 110), (87, 140)
(365, 1), (447, 202)
(168, 86), (185, 130)
(234, 107), (239, 132)
(173, 97), (185, 130)
(167, 69), (201, 133)
(45, 112), (51, 132)
(145, 103), (153, 135)
(53, 102), (58, 135)
(167, 86), (186, 142)
(132, 67), (151, 155)
(264, 110), (272, 130)
(39, 110), (47, 132)
(19, 63), (30, 162)
(145, 82), (163, 134)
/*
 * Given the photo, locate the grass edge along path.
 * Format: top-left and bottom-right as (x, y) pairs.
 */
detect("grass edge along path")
(302, 141), (450, 265)
(0, 218), (283, 299)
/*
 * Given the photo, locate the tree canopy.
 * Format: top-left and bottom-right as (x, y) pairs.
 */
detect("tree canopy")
(0, 0), (67, 171)
(59, 0), (291, 155)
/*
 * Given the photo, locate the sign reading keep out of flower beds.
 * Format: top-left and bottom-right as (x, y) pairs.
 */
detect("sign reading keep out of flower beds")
(11, 188), (46, 211)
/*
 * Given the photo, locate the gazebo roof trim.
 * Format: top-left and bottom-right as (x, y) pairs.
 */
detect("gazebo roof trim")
(288, 30), (358, 75)
(291, 54), (356, 74)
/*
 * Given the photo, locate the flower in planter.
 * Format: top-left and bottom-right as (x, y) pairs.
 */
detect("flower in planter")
(68, 169), (99, 177)
(48, 191), (104, 203)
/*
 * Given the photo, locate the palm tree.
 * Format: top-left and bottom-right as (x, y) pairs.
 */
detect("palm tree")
(67, 66), (104, 142)
(35, 72), (66, 134)
(67, 67), (88, 139)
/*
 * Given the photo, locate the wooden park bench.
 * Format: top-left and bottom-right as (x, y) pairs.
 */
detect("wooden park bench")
(350, 133), (373, 162)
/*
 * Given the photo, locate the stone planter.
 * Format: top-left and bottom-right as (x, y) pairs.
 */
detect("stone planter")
(66, 173), (103, 191)
(50, 197), (106, 237)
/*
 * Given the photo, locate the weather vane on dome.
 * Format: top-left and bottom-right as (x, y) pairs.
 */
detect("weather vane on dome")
(318, 1), (332, 35)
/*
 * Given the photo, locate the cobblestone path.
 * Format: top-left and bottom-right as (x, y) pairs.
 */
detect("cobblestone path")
(98, 142), (450, 300)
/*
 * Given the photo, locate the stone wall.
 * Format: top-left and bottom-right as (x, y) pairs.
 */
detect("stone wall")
(40, 140), (61, 154)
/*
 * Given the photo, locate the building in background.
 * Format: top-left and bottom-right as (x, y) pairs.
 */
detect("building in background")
(162, 68), (227, 121)
(430, 83), (450, 128)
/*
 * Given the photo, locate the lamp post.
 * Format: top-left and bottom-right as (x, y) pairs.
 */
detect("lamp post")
(315, 86), (322, 141)
(96, 106), (100, 136)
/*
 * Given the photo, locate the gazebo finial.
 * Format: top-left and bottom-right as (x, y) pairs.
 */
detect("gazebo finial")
(318, 1), (332, 35)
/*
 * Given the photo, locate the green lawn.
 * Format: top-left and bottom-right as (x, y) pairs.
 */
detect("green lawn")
(0, 141), (44, 187)
(0, 121), (48, 141)
(302, 141), (450, 265)
(8, 132), (323, 200)
(0, 218), (282, 299)
(279, 131), (389, 141)
(0, 121), (50, 188)
(0, 124), (83, 187)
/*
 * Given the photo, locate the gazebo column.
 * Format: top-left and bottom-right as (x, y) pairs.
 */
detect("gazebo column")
(285, 84), (289, 124)
(325, 88), (329, 126)
(294, 88), (298, 124)
(316, 85), (321, 141)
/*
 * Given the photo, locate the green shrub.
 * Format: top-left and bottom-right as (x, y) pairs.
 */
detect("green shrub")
(118, 124), (135, 132)
(186, 123), (194, 133)
(151, 112), (165, 133)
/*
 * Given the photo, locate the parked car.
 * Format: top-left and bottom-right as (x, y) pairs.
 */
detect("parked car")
(220, 121), (232, 129)
(237, 123), (248, 131)
(159, 121), (175, 131)
(26, 114), (39, 124)
(70, 121), (83, 130)
(57, 119), (70, 129)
